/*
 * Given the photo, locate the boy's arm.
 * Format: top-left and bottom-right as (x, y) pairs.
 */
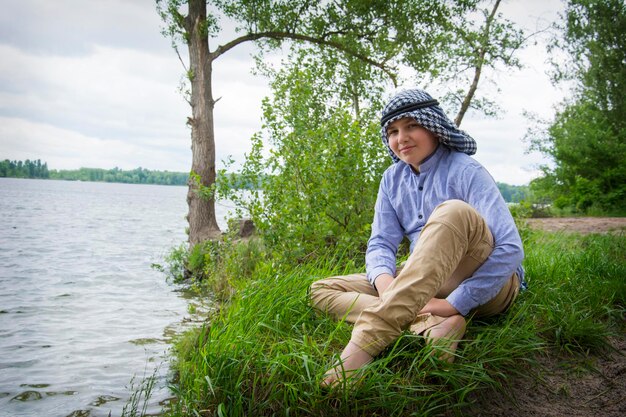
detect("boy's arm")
(445, 165), (524, 316)
(373, 273), (394, 295)
(419, 298), (459, 316)
(366, 177), (404, 287)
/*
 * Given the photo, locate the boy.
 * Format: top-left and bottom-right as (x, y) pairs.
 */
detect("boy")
(310, 88), (525, 386)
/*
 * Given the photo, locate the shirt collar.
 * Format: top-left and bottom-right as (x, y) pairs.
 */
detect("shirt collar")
(415, 144), (446, 174)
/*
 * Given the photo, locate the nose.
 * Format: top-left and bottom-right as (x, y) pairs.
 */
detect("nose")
(397, 126), (409, 143)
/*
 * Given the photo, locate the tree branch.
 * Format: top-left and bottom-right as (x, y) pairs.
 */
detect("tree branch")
(454, 0), (501, 126)
(500, 26), (551, 63)
(457, 29), (477, 52)
(210, 31), (397, 86)
(325, 210), (349, 229)
(174, 45), (189, 73)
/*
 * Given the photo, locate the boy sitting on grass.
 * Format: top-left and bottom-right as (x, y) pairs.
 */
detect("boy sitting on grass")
(310, 88), (525, 387)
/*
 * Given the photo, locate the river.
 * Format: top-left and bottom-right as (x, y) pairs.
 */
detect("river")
(0, 178), (234, 417)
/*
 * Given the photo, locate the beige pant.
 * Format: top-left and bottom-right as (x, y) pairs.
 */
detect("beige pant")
(310, 200), (519, 357)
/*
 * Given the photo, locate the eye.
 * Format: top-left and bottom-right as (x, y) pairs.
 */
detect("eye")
(387, 128), (398, 136)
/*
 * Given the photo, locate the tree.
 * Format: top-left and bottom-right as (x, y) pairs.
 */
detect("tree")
(436, 0), (527, 126)
(528, 0), (626, 213)
(211, 1), (529, 262)
(156, 0), (470, 246)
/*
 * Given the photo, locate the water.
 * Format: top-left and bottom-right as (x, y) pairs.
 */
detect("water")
(0, 178), (234, 417)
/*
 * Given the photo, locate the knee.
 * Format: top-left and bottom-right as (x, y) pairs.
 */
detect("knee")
(309, 278), (328, 294)
(309, 279), (326, 306)
(432, 200), (475, 219)
(429, 199), (485, 228)
(309, 280), (321, 296)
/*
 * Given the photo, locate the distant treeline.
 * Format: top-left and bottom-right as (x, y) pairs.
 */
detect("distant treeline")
(496, 182), (529, 203)
(0, 159), (50, 179)
(1, 159), (529, 201)
(51, 167), (189, 185)
(0, 159), (257, 189)
(0, 159), (187, 185)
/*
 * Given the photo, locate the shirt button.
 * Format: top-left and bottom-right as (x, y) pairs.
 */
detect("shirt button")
(418, 186), (423, 191)
(418, 214), (423, 219)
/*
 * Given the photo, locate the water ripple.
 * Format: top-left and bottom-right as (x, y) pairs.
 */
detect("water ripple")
(0, 178), (229, 417)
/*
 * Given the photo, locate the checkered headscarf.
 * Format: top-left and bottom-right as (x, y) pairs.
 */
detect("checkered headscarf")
(380, 88), (477, 163)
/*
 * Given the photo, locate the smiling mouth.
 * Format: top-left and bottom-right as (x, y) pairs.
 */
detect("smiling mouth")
(399, 146), (415, 154)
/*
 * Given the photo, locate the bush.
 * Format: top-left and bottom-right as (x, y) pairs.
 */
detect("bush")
(221, 65), (389, 265)
(156, 232), (267, 300)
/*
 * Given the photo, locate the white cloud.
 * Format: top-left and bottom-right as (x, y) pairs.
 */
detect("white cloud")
(0, 0), (567, 185)
(0, 42), (193, 170)
(0, 116), (188, 170)
(0, 41), (268, 171)
(0, 0), (173, 56)
(0, 43), (187, 133)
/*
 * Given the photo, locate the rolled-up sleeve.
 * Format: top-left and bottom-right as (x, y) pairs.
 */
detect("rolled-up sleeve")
(365, 176), (404, 286)
(445, 165), (524, 316)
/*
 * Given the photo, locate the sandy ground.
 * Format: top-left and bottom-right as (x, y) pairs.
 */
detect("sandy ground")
(465, 336), (626, 417)
(463, 217), (626, 416)
(525, 217), (626, 235)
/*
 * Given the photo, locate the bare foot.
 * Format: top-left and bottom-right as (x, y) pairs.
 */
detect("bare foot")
(423, 314), (466, 363)
(321, 341), (373, 388)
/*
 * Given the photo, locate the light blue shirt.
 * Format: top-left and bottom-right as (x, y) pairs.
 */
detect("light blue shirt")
(366, 145), (524, 316)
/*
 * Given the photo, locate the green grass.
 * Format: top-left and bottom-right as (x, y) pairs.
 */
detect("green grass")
(521, 229), (625, 354)
(164, 229), (625, 416)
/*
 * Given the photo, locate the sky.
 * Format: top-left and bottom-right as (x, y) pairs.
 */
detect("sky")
(0, 0), (567, 185)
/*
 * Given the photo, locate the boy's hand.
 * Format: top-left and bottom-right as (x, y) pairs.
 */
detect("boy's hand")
(419, 298), (459, 317)
(374, 273), (394, 296)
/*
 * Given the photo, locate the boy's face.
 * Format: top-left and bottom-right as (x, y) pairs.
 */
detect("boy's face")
(386, 117), (438, 170)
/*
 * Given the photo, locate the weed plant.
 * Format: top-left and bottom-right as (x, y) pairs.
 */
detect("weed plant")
(154, 233), (267, 301)
(164, 228), (624, 416)
(120, 367), (159, 417)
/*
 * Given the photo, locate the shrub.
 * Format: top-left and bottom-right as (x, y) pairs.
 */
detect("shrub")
(221, 65), (389, 265)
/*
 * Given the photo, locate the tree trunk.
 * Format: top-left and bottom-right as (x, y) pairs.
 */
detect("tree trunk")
(454, 0), (501, 127)
(455, 56), (483, 127)
(186, 0), (221, 246)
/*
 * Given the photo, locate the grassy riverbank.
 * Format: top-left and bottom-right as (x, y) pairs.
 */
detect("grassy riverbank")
(165, 226), (625, 416)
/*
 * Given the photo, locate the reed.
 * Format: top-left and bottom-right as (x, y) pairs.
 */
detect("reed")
(120, 367), (159, 417)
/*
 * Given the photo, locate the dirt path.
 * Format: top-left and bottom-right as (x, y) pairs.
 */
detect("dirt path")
(525, 217), (626, 235)
(464, 217), (625, 416)
(465, 336), (626, 417)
